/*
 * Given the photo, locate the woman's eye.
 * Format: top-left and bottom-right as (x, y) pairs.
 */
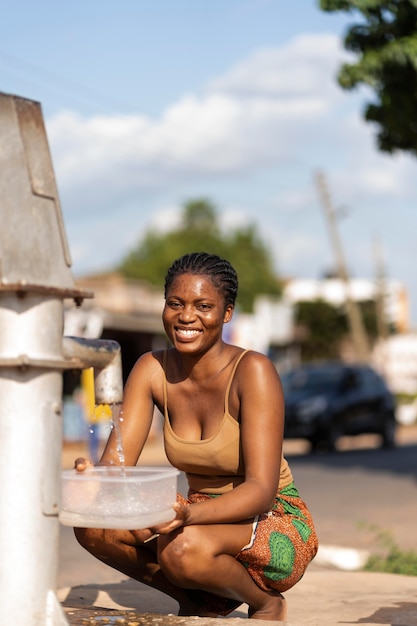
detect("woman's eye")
(168, 301), (181, 309)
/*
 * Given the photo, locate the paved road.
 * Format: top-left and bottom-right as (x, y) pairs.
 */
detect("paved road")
(286, 433), (417, 553)
(58, 426), (417, 588)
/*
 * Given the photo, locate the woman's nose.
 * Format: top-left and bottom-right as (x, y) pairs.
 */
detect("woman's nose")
(179, 305), (195, 321)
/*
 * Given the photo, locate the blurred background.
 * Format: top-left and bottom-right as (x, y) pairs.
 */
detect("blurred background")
(2, 1), (417, 443)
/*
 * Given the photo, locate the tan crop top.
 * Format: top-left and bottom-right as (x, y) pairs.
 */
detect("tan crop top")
(163, 350), (293, 494)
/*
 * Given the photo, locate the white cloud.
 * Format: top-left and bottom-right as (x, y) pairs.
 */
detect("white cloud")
(209, 34), (348, 100)
(45, 32), (417, 323)
(47, 33), (348, 206)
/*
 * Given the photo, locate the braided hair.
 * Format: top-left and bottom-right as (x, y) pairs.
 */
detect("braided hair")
(164, 252), (238, 307)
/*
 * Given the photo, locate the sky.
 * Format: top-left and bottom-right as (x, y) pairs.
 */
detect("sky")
(2, 1), (417, 326)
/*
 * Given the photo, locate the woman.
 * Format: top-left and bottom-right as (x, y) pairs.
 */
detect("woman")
(74, 252), (318, 621)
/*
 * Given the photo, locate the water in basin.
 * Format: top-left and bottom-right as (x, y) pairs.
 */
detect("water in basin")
(60, 466), (179, 529)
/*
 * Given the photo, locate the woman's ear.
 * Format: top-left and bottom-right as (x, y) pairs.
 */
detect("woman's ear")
(223, 305), (234, 323)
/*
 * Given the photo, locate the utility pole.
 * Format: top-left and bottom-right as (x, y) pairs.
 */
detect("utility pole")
(372, 235), (390, 377)
(373, 235), (389, 341)
(315, 170), (370, 363)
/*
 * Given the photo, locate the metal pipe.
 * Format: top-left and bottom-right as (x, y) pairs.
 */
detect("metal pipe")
(62, 336), (123, 404)
(0, 294), (70, 626)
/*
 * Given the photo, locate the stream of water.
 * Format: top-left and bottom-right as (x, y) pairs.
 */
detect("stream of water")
(110, 403), (126, 465)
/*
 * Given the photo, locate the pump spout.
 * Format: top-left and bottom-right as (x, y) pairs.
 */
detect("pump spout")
(62, 336), (123, 405)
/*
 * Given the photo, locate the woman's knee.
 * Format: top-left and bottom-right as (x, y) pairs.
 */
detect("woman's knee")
(158, 526), (204, 584)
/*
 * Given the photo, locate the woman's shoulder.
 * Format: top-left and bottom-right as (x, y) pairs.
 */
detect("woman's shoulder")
(236, 347), (275, 367)
(234, 348), (280, 382)
(131, 349), (167, 374)
(125, 350), (169, 397)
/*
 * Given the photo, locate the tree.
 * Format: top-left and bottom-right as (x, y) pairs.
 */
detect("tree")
(320, 0), (417, 155)
(182, 199), (220, 234)
(118, 198), (281, 312)
(295, 298), (380, 361)
(296, 300), (348, 360)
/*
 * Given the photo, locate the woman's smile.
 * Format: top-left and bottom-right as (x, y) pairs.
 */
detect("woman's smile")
(175, 327), (202, 340)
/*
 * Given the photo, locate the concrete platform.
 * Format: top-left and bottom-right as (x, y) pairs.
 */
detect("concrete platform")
(59, 568), (417, 625)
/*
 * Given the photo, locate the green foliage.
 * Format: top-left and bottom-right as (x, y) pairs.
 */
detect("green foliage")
(295, 298), (379, 361)
(396, 391), (417, 403)
(118, 198), (281, 312)
(358, 299), (380, 336)
(295, 300), (348, 360)
(359, 523), (417, 576)
(182, 199), (220, 234)
(319, 0), (417, 155)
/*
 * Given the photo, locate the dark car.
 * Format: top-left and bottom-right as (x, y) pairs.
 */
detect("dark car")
(281, 362), (397, 452)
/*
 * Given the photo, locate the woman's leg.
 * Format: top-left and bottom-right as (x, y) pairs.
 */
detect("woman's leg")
(73, 527), (216, 616)
(157, 523), (287, 621)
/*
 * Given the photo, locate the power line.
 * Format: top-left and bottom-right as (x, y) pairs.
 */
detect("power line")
(0, 48), (134, 114)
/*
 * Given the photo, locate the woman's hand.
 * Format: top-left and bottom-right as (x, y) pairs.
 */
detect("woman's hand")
(148, 500), (191, 535)
(74, 457), (94, 472)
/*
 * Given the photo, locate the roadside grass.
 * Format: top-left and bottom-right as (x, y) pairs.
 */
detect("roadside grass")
(359, 523), (417, 576)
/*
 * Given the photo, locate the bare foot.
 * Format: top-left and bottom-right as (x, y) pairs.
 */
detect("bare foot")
(248, 592), (287, 621)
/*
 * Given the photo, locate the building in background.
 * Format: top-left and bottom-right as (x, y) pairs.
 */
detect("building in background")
(283, 277), (409, 333)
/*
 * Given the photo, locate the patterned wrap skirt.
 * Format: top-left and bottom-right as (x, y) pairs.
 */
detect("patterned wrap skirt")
(177, 481), (319, 616)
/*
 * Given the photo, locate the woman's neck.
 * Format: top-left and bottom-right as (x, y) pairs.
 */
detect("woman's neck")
(173, 343), (235, 383)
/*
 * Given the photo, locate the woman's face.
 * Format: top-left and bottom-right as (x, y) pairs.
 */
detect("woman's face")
(163, 273), (233, 354)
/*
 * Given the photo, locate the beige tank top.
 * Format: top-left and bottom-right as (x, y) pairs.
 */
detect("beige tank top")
(163, 350), (293, 494)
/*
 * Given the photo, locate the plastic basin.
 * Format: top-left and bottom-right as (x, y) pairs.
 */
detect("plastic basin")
(59, 466), (179, 529)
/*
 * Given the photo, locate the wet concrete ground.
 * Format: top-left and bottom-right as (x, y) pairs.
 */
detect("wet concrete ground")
(60, 569), (417, 626)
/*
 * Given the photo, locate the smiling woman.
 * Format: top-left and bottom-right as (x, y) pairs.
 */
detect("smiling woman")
(73, 251), (318, 621)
